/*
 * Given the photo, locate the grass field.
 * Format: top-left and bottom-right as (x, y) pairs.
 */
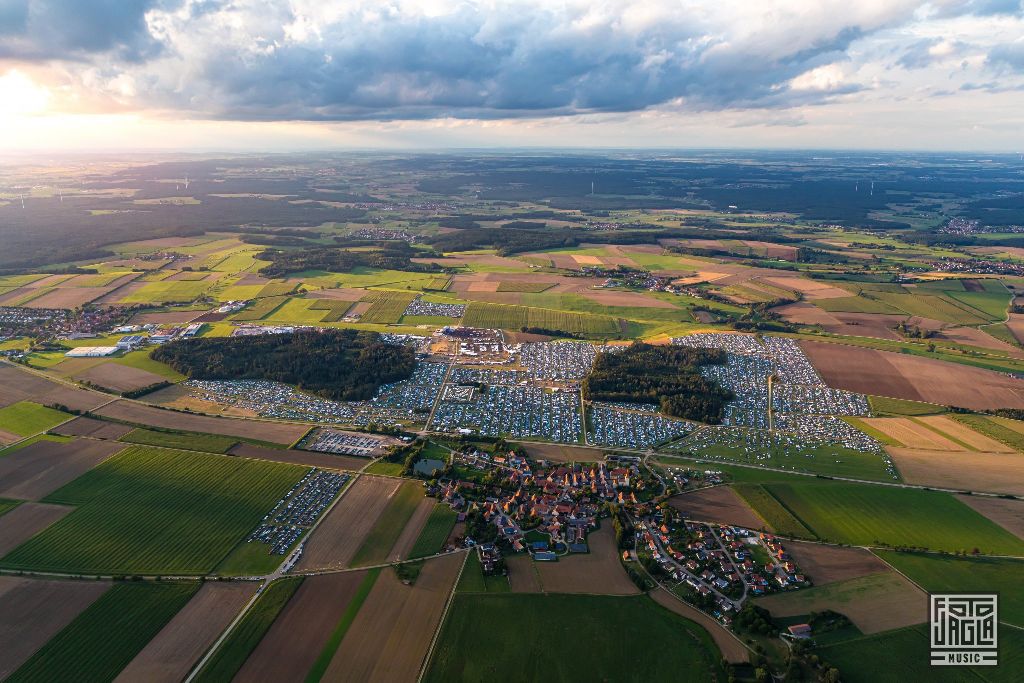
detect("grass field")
(733, 484), (814, 537)
(350, 480), (423, 566)
(364, 460), (406, 476)
(762, 482), (1024, 554)
(496, 281), (555, 292)
(462, 301), (622, 337)
(409, 504), (458, 559)
(0, 445), (306, 574)
(120, 427), (238, 453)
(304, 569), (381, 683)
(871, 292), (992, 324)
(120, 280), (211, 304)
(816, 296), (903, 314)
(232, 295), (290, 321)
(424, 593), (725, 682)
(263, 297), (329, 323)
(195, 576), (304, 683)
(868, 395), (946, 416)
(359, 290), (418, 324)
(952, 414), (1024, 451)
(112, 349), (187, 381)
(456, 551), (510, 593)
(7, 581), (199, 683)
(876, 551), (1024, 627)
(0, 401), (69, 437)
(947, 291), (1011, 320)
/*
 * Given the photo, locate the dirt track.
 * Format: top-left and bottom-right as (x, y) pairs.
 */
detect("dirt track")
(323, 552), (463, 683)
(297, 476), (400, 570)
(0, 503), (73, 556)
(0, 576), (110, 679)
(115, 582), (257, 683)
(649, 589), (749, 664)
(0, 438), (124, 500)
(234, 573), (366, 683)
(669, 487), (769, 530)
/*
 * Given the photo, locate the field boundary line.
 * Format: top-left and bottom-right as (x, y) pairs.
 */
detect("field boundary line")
(417, 548), (469, 683)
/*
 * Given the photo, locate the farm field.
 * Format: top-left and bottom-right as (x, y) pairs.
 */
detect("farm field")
(359, 290), (418, 324)
(884, 446), (1024, 496)
(194, 577), (304, 683)
(783, 541), (889, 585)
(531, 524), (640, 595)
(0, 437), (124, 501)
(6, 581), (199, 683)
(425, 592), (725, 682)
(350, 479), (424, 566)
(51, 416), (132, 439)
(297, 475), (400, 570)
(760, 482), (1024, 554)
(229, 442), (369, 470)
(0, 365), (109, 412)
(461, 301), (622, 336)
(322, 552), (464, 682)
(732, 484), (814, 537)
(953, 414), (1024, 451)
(0, 576), (110, 680)
(0, 503), (72, 556)
(0, 445), (306, 574)
(876, 551), (1024, 627)
(114, 581), (258, 683)
(120, 427), (239, 453)
(754, 571), (927, 634)
(957, 496), (1024, 540)
(0, 401), (69, 437)
(409, 503), (459, 559)
(386, 495), (437, 562)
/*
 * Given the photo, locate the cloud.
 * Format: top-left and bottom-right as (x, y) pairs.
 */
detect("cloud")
(0, 0), (1020, 122)
(988, 41), (1024, 72)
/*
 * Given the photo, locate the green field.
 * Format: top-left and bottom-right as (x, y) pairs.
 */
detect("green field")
(818, 623), (1022, 683)
(876, 551), (1024, 627)
(359, 290), (418, 324)
(120, 280), (211, 304)
(496, 280), (555, 292)
(871, 292), (992, 324)
(733, 484), (813, 537)
(947, 291), (1011, 320)
(120, 427), (239, 453)
(112, 349), (187, 381)
(1, 446), (306, 574)
(815, 296), (902, 314)
(232, 295), (290, 321)
(305, 569), (381, 683)
(0, 498), (20, 516)
(409, 503), (458, 559)
(0, 401), (69, 437)
(7, 581), (199, 683)
(462, 301), (622, 336)
(952, 415), (1024, 451)
(195, 576), (304, 683)
(424, 593), (725, 682)
(761, 482), (1024, 554)
(350, 480), (423, 566)
(867, 395), (946, 416)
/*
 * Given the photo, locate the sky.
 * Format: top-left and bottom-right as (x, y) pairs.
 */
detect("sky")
(0, 0), (1023, 152)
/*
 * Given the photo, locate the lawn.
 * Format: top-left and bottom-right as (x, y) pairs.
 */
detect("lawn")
(350, 480), (423, 566)
(0, 445), (306, 574)
(763, 482), (1024, 555)
(0, 401), (69, 437)
(120, 427), (239, 453)
(195, 576), (304, 683)
(7, 581), (199, 683)
(876, 551), (1024, 627)
(424, 593), (725, 682)
(409, 504), (458, 558)
(461, 301), (622, 337)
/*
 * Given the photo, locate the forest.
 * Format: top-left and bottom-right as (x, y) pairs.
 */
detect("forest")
(151, 329), (416, 400)
(257, 243), (444, 277)
(583, 343), (732, 423)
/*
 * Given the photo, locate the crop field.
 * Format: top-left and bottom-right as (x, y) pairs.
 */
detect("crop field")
(119, 280), (211, 304)
(0, 445), (306, 574)
(732, 484), (814, 537)
(876, 551), (1024, 627)
(93, 400), (309, 444)
(195, 576), (304, 683)
(6, 581), (199, 683)
(670, 486), (770, 529)
(760, 482), (1024, 554)
(871, 292), (993, 324)
(867, 395), (945, 416)
(120, 427), (238, 453)
(232, 295), (289, 321)
(815, 296), (903, 314)
(0, 401), (68, 437)
(350, 480), (424, 566)
(953, 414), (1024, 451)
(462, 301), (622, 336)
(0, 437), (124, 501)
(409, 504), (459, 559)
(425, 593), (725, 682)
(359, 290), (418, 324)
(496, 280), (555, 292)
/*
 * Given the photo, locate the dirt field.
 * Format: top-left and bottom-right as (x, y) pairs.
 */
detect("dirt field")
(234, 573), (366, 683)
(229, 443), (369, 471)
(0, 427), (20, 445)
(936, 326), (1024, 355)
(23, 287), (115, 309)
(388, 497), (437, 562)
(887, 447), (1024, 496)
(754, 571), (927, 634)
(297, 476), (400, 570)
(0, 438), (124, 500)
(669, 487), (770, 530)
(0, 576), (110, 679)
(74, 363), (167, 393)
(800, 340), (1024, 410)
(92, 400), (309, 444)
(532, 525), (640, 595)
(760, 276), (850, 300)
(323, 552), (463, 683)
(519, 442), (603, 463)
(115, 582), (257, 683)
(957, 496), (1024, 540)
(579, 290), (678, 309)
(307, 287), (367, 301)
(0, 503), (73, 556)
(860, 417), (961, 450)
(129, 310), (204, 325)
(506, 554), (541, 592)
(776, 303), (906, 340)
(1006, 312), (1024, 346)
(649, 589), (750, 664)
(915, 415), (1014, 452)
(51, 416), (133, 440)
(784, 541), (890, 585)
(0, 363), (108, 412)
